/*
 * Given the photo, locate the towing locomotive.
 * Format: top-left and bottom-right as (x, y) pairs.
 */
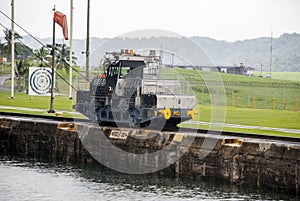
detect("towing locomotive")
(74, 49), (198, 129)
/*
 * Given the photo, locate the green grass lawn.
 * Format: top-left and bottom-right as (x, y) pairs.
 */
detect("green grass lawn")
(172, 69), (300, 110)
(253, 72), (300, 82)
(180, 106), (300, 138)
(0, 92), (74, 111)
(0, 92), (85, 118)
(175, 68), (300, 84)
(194, 105), (300, 129)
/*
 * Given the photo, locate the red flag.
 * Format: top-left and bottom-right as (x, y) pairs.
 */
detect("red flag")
(54, 11), (68, 40)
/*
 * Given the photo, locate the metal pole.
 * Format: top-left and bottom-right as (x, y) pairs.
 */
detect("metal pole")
(232, 82), (234, 97)
(283, 84), (286, 109)
(48, 6), (56, 113)
(264, 85), (267, 109)
(248, 82), (250, 107)
(269, 32), (273, 77)
(10, 0), (15, 99)
(69, 0), (73, 99)
(85, 0), (90, 81)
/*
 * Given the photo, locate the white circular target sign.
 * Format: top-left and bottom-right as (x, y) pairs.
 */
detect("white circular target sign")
(28, 67), (53, 96)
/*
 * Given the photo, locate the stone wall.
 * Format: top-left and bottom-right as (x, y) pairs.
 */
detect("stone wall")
(0, 118), (89, 163)
(0, 116), (299, 194)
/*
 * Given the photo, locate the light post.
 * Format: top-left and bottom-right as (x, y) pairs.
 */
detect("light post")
(85, 0), (90, 81)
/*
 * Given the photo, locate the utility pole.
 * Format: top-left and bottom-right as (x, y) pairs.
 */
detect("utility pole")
(269, 32), (273, 77)
(85, 0), (90, 81)
(69, 0), (74, 99)
(10, 0), (15, 99)
(159, 45), (163, 61)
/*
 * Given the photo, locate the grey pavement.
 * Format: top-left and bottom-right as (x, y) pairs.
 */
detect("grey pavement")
(0, 105), (79, 115)
(184, 120), (300, 134)
(0, 75), (10, 85)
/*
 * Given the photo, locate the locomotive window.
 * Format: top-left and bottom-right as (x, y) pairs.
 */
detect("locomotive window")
(107, 63), (119, 78)
(119, 61), (145, 79)
(148, 62), (157, 75)
(119, 66), (130, 78)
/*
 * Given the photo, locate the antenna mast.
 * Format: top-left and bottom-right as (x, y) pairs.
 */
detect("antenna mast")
(269, 32), (273, 77)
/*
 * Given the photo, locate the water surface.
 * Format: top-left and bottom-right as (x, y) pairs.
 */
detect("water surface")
(0, 159), (296, 201)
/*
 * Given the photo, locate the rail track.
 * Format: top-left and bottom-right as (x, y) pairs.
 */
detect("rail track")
(1, 111), (300, 144)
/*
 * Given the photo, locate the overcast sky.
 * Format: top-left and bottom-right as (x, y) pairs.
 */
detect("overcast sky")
(0, 0), (299, 42)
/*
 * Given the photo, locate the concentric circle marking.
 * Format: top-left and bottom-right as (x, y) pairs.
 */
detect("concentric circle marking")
(29, 67), (52, 95)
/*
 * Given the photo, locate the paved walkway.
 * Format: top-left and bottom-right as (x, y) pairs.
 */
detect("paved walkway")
(0, 105), (299, 134)
(0, 106), (79, 115)
(184, 120), (300, 134)
(0, 75), (10, 85)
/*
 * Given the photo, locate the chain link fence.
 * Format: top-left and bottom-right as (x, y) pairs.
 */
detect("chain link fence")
(191, 81), (300, 111)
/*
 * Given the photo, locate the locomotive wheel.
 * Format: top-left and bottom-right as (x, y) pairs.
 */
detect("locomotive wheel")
(140, 120), (151, 128)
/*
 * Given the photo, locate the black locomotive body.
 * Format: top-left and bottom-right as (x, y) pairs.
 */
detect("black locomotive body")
(74, 50), (198, 129)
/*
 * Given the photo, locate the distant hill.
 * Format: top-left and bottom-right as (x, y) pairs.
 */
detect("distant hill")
(193, 33), (300, 72)
(8, 33), (300, 72)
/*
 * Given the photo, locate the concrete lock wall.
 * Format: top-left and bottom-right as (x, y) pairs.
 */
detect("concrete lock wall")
(0, 117), (300, 194)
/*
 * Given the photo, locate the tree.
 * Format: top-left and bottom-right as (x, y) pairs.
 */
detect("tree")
(1, 29), (32, 60)
(33, 46), (51, 67)
(0, 40), (4, 56)
(15, 59), (29, 92)
(2, 29), (22, 60)
(3, 29), (22, 44)
(55, 43), (77, 73)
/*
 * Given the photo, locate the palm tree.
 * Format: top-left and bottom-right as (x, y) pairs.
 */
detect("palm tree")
(2, 29), (22, 60)
(4, 29), (22, 43)
(34, 47), (50, 67)
(15, 59), (29, 92)
(55, 43), (77, 73)
(0, 40), (4, 56)
(1, 29), (32, 61)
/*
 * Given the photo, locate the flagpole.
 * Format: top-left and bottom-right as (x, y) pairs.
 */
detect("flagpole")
(85, 0), (90, 81)
(68, 0), (73, 99)
(10, 0), (15, 99)
(48, 6), (56, 113)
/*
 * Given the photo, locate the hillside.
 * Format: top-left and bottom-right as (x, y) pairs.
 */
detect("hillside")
(194, 33), (300, 72)
(10, 33), (300, 72)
